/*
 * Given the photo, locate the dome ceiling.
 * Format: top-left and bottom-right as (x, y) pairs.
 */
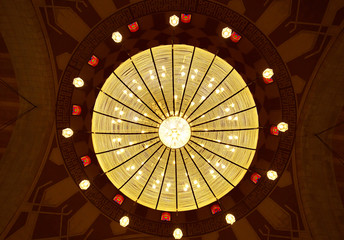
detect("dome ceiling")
(55, 2), (296, 237)
(1, 0), (344, 239)
(92, 44), (259, 211)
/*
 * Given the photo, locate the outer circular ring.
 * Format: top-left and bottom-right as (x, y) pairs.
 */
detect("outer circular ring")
(56, 0), (296, 237)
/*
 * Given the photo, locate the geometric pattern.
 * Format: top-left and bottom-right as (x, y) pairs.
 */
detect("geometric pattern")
(56, 0), (296, 237)
(3, 0), (343, 239)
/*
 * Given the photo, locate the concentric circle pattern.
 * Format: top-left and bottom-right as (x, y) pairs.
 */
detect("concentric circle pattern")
(92, 44), (259, 211)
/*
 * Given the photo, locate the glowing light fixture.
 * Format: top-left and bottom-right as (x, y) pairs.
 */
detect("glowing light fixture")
(79, 180), (90, 190)
(88, 55), (99, 67)
(170, 15), (179, 27)
(262, 68), (274, 79)
(73, 77), (84, 88)
(181, 14), (191, 23)
(230, 32), (242, 42)
(62, 128), (73, 138)
(81, 156), (91, 167)
(250, 172), (261, 184)
(113, 194), (124, 205)
(112, 31), (122, 43)
(92, 45), (259, 212)
(173, 228), (183, 239)
(120, 216), (129, 227)
(72, 105), (82, 115)
(211, 203), (222, 214)
(225, 214), (236, 225)
(270, 125), (279, 136)
(262, 68), (274, 84)
(161, 212), (171, 221)
(222, 27), (232, 38)
(277, 122), (288, 132)
(267, 170), (278, 180)
(128, 21), (139, 32)
(159, 117), (191, 149)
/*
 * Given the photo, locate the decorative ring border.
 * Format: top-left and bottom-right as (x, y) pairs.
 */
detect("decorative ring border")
(56, 0), (297, 237)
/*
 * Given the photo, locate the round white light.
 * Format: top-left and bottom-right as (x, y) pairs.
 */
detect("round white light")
(79, 180), (90, 190)
(119, 216), (129, 227)
(159, 117), (191, 149)
(73, 77), (84, 88)
(225, 214), (236, 225)
(173, 228), (183, 239)
(222, 27), (232, 38)
(62, 128), (73, 138)
(267, 170), (278, 180)
(277, 122), (288, 132)
(170, 15), (179, 27)
(112, 31), (122, 43)
(262, 68), (274, 79)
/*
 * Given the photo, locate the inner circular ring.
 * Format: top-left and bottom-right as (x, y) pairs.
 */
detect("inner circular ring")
(158, 117), (191, 149)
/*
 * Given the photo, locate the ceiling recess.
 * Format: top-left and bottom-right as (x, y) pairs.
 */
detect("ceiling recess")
(92, 44), (259, 212)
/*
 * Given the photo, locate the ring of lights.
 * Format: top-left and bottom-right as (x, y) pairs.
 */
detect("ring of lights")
(92, 44), (259, 212)
(56, 0), (296, 237)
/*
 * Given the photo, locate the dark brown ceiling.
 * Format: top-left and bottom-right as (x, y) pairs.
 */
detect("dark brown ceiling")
(0, 0), (343, 239)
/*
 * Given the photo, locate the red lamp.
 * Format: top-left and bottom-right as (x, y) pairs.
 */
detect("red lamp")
(250, 172), (261, 184)
(230, 32), (241, 43)
(80, 156), (91, 167)
(113, 194), (124, 205)
(161, 212), (171, 221)
(270, 125), (279, 136)
(128, 22), (139, 32)
(88, 55), (99, 67)
(72, 105), (82, 116)
(181, 14), (191, 23)
(210, 203), (221, 215)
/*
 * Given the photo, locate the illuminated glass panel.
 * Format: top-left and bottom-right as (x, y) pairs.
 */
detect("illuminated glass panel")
(92, 45), (259, 211)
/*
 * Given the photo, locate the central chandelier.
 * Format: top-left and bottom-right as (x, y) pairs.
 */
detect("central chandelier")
(159, 116), (191, 149)
(92, 44), (259, 211)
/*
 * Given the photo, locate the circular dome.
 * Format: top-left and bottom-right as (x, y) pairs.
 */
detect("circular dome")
(92, 44), (259, 211)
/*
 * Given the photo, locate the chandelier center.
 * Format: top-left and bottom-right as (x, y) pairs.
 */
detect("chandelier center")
(159, 117), (191, 149)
